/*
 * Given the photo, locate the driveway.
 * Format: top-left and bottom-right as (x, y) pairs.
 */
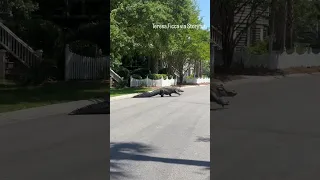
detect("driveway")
(110, 85), (210, 180)
(211, 74), (320, 180)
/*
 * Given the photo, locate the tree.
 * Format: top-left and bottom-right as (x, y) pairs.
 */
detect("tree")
(211, 0), (269, 69)
(292, 0), (320, 45)
(7, 0), (39, 20)
(111, 0), (209, 83)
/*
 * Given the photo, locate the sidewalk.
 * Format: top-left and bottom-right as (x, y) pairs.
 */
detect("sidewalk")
(110, 84), (210, 101)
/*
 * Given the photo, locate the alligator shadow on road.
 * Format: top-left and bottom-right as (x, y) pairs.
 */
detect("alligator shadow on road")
(210, 107), (228, 111)
(110, 142), (210, 179)
(69, 99), (110, 115)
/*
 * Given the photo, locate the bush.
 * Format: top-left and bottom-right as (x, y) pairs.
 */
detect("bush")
(131, 74), (142, 79)
(158, 68), (168, 74)
(186, 74), (195, 79)
(9, 19), (64, 60)
(115, 80), (128, 89)
(168, 75), (173, 79)
(131, 68), (150, 78)
(247, 40), (268, 55)
(116, 67), (130, 80)
(148, 74), (163, 80)
(69, 40), (102, 57)
(158, 74), (168, 79)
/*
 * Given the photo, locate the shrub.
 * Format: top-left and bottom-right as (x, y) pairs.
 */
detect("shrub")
(69, 40), (102, 57)
(247, 40), (268, 55)
(131, 74), (142, 79)
(6, 19), (64, 60)
(168, 75), (173, 79)
(186, 74), (195, 79)
(115, 80), (128, 89)
(148, 74), (163, 80)
(158, 74), (168, 79)
(158, 68), (168, 74)
(116, 67), (130, 80)
(131, 68), (150, 78)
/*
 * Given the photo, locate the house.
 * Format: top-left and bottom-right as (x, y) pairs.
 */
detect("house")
(211, 3), (269, 52)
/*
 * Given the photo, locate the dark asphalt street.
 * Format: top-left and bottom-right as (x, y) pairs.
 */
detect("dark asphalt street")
(0, 113), (109, 180)
(211, 74), (320, 180)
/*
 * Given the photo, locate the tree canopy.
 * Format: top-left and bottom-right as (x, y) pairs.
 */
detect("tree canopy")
(111, 0), (210, 78)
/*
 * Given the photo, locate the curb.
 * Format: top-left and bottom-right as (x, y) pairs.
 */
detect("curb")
(110, 84), (209, 101)
(219, 72), (320, 87)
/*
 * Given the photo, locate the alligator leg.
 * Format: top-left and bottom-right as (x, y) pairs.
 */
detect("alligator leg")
(216, 85), (237, 97)
(174, 91), (181, 96)
(160, 90), (164, 97)
(211, 91), (229, 107)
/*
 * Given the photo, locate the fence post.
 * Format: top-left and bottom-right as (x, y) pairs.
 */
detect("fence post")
(0, 49), (6, 84)
(146, 76), (149, 87)
(64, 44), (70, 81)
(35, 49), (43, 59)
(160, 76), (163, 87)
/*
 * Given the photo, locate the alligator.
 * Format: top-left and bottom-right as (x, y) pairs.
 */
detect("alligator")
(211, 83), (237, 107)
(133, 87), (184, 98)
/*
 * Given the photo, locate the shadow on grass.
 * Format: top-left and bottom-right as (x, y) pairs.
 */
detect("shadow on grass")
(110, 142), (210, 179)
(0, 81), (109, 113)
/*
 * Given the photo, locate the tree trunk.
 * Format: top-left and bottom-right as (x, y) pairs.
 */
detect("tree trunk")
(149, 54), (159, 74)
(222, 46), (234, 71)
(286, 0), (293, 49)
(179, 66), (184, 84)
(210, 43), (215, 78)
(269, 0), (276, 53)
(199, 59), (202, 77)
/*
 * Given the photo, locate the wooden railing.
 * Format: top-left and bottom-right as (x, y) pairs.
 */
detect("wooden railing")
(0, 21), (42, 68)
(211, 26), (223, 49)
(110, 68), (123, 83)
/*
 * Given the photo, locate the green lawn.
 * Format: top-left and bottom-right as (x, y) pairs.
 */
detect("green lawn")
(0, 81), (109, 113)
(110, 87), (152, 97)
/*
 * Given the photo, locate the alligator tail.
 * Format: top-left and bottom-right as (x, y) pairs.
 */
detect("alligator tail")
(132, 90), (161, 98)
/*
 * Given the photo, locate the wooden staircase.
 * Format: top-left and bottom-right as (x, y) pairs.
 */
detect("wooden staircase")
(0, 20), (43, 82)
(211, 26), (223, 49)
(110, 68), (123, 82)
(0, 21), (42, 67)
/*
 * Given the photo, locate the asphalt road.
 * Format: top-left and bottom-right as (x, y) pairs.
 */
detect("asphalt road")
(0, 112), (109, 180)
(110, 85), (210, 180)
(211, 74), (320, 180)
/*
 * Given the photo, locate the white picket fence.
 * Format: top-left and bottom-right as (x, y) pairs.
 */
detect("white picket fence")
(185, 77), (210, 84)
(130, 76), (177, 87)
(215, 48), (320, 69)
(65, 44), (108, 81)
